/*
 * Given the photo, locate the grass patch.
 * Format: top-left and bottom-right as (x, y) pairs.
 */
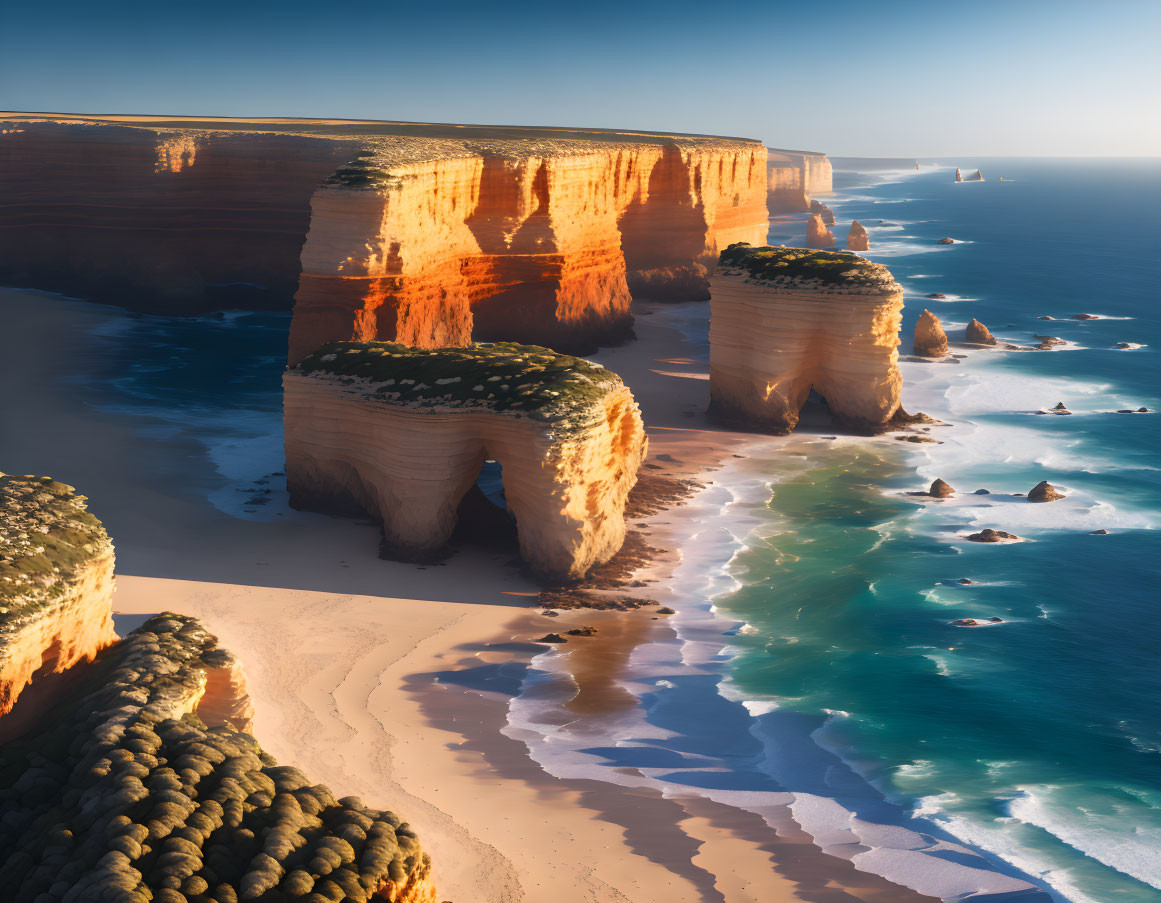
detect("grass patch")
(719, 242), (897, 289)
(296, 341), (623, 427)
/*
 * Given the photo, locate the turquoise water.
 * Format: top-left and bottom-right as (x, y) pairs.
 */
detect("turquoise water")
(726, 160), (1161, 901)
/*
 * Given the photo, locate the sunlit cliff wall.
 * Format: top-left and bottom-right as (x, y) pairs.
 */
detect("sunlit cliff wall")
(766, 147), (833, 212)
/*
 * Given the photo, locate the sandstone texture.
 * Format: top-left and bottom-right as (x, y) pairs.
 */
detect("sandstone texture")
(0, 113), (768, 359)
(914, 309), (949, 357)
(965, 317), (997, 345)
(805, 215), (835, 249)
(708, 245), (905, 434)
(1028, 480), (1066, 502)
(765, 147), (832, 212)
(0, 473), (117, 717)
(0, 612), (434, 903)
(810, 201), (836, 226)
(847, 220), (870, 251)
(284, 342), (647, 580)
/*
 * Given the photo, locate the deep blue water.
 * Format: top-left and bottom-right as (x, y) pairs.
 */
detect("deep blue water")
(734, 159), (1161, 901)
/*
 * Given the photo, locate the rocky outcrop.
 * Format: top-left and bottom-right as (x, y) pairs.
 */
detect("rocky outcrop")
(805, 215), (835, 249)
(766, 147), (832, 212)
(809, 200), (836, 225)
(847, 220), (870, 251)
(914, 309), (949, 357)
(965, 318), (997, 345)
(1028, 480), (1066, 502)
(284, 342), (647, 580)
(708, 245), (905, 434)
(0, 114), (768, 358)
(0, 473), (117, 717)
(0, 612), (435, 903)
(966, 528), (1021, 543)
(928, 479), (955, 498)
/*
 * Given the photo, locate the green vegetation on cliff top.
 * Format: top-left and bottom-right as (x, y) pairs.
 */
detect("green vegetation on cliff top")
(0, 612), (430, 901)
(719, 243), (898, 289)
(0, 473), (110, 616)
(296, 341), (624, 424)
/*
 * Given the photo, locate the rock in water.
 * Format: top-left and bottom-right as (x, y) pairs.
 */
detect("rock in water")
(938, 237), (955, 244)
(809, 199), (836, 224)
(846, 220), (870, 251)
(1028, 480), (1066, 502)
(284, 341), (647, 581)
(806, 214), (835, 248)
(0, 473), (118, 716)
(955, 168), (963, 182)
(914, 309), (949, 357)
(708, 245), (904, 434)
(927, 292), (948, 299)
(928, 479), (955, 498)
(965, 318), (997, 345)
(966, 528), (1022, 543)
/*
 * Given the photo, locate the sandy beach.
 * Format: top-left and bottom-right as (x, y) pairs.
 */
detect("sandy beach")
(0, 286), (935, 902)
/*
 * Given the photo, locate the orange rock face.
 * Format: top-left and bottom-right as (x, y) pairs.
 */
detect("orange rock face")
(914, 309), (949, 356)
(847, 220), (870, 251)
(0, 114), (767, 361)
(0, 474), (117, 717)
(766, 147), (832, 212)
(806, 214), (836, 249)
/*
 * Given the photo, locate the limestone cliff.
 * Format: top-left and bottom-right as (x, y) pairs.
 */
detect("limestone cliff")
(0, 113), (767, 359)
(284, 342), (647, 580)
(0, 473), (117, 717)
(765, 147), (833, 212)
(708, 245), (904, 434)
(914, 309), (949, 357)
(0, 612), (434, 903)
(847, 220), (870, 251)
(806, 214), (836, 249)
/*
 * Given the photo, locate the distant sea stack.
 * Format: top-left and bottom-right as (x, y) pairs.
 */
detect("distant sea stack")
(708, 244), (905, 434)
(284, 342), (647, 580)
(806, 215), (836, 249)
(965, 318), (997, 345)
(847, 220), (870, 251)
(765, 147), (832, 212)
(955, 168), (984, 182)
(0, 114), (769, 363)
(914, 309), (949, 357)
(0, 612), (435, 903)
(0, 473), (117, 717)
(809, 200), (836, 225)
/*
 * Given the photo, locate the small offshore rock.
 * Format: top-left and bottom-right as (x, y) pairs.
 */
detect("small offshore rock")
(965, 318), (997, 345)
(1027, 480), (1066, 502)
(656, 606), (676, 615)
(973, 489), (991, 495)
(536, 633), (567, 643)
(938, 237), (955, 244)
(927, 293), (948, 300)
(956, 578), (976, 584)
(928, 479), (955, 498)
(1070, 313), (1099, 320)
(1089, 529), (1110, 535)
(566, 626), (598, 637)
(966, 528), (1022, 543)
(914, 309), (949, 357)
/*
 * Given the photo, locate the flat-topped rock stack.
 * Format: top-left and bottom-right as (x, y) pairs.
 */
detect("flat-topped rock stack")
(0, 612), (434, 903)
(708, 244), (905, 434)
(284, 342), (647, 580)
(0, 113), (768, 363)
(0, 473), (117, 716)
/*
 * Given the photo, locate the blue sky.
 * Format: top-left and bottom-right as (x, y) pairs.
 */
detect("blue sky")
(2, 0), (1157, 156)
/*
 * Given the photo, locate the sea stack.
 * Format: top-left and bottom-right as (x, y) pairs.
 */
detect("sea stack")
(284, 341), (647, 580)
(708, 244), (904, 434)
(847, 220), (870, 251)
(965, 318), (997, 345)
(955, 168), (963, 182)
(928, 479), (955, 498)
(914, 309), (949, 357)
(0, 473), (117, 716)
(806, 214), (836, 248)
(1027, 480), (1066, 502)
(809, 200), (837, 225)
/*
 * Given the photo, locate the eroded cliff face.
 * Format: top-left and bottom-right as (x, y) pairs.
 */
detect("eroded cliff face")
(766, 147), (833, 212)
(0, 612), (435, 903)
(0, 473), (117, 716)
(709, 246), (904, 434)
(283, 342), (647, 580)
(290, 139), (768, 362)
(0, 114), (767, 361)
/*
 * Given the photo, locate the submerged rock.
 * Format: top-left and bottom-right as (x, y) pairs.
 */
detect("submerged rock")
(1027, 480), (1066, 502)
(973, 488), (991, 495)
(914, 309), (949, 357)
(965, 528), (1022, 543)
(927, 292), (948, 299)
(965, 318), (997, 345)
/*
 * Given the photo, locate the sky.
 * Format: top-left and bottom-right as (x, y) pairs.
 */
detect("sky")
(1, 0), (1158, 157)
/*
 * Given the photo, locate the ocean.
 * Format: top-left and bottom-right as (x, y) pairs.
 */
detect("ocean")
(44, 158), (1161, 901)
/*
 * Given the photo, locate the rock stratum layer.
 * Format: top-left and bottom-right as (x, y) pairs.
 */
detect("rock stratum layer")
(0, 113), (768, 361)
(709, 245), (905, 434)
(284, 342), (647, 580)
(766, 147), (833, 212)
(0, 612), (434, 903)
(0, 473), (117, 717)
